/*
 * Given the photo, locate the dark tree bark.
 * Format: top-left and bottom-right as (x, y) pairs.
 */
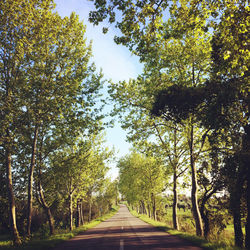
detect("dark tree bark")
(151, 193), (156, 220)
(230, 175), (244, 248)
(243, 124), (250, 249)
(76, 199), (81, 227)
(142, 201), (147, 215)
(147, 203), (150, 217)
(139, 200), (145, 215)
(232, 198), (243, 248)
(200, 189), (218, 239)
(246, 170), (250, 250)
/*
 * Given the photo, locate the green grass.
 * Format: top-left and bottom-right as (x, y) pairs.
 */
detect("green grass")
(129, 209), (242, 250)
(0, 206), (119, 250)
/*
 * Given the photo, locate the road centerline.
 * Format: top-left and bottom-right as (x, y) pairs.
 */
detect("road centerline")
(119, 239), (124, 250)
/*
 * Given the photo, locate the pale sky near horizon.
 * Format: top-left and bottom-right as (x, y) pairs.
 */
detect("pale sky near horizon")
(54, 0), (143, 179)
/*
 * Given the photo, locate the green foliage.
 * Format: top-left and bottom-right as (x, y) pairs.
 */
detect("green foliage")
(0, 0), (113, 244)
(130, 208), (241, 250)
(90, 0), (249, 246)
(151, 85), (206, 122)
(118, 151), (166, 218)
(0, 206), (119, 250)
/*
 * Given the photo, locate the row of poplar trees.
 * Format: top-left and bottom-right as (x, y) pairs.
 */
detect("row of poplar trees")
(89, 0), (249, 248)
(0, 0), (114, 245)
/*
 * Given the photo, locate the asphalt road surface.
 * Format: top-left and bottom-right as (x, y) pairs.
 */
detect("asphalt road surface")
(53, 204), (203, 250)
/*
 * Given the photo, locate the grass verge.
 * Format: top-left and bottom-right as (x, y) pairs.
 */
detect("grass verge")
(0, 206), (119, 250)
(129, 209), (242, 250)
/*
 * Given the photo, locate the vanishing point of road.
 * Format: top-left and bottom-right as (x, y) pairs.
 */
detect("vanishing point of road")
(53, 204), (203, 250)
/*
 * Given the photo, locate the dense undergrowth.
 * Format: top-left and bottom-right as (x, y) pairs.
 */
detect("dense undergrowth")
(0, 206), (119, 250)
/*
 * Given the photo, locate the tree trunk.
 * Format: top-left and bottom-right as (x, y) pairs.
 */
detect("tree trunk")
(27, 125), (39, 236)
(80, 200), (84, 225)
(173, 169), (179, 230)
(37, 136), (55, 235)
(38, 180), (55, 235)
(88, 195), (92, 222)
(6, 143), (21, 245)
(141, 201), (144, 214)
(46, 208), (55, 235)
(232, 205), (243, 248)
(76, 199), (81, 227)
(147, 203), (150, 217)
(243, 124), (250, 249)
(229, 169), (244, 248)
(246, 170), (250, 250)
(151, 193), (156, 220)
(191, 157), (203, 236)
(189, 124), (203, 236)
(172, 128), (179, 230)
(200, 194), (210, 239)
(142, 201), (146, 215)
(69, 193), (73, 231)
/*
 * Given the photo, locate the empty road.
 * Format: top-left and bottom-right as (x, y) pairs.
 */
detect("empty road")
(54, 204), (203, 250)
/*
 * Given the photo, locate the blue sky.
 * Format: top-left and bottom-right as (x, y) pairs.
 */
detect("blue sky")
(54, 0), (143, 178)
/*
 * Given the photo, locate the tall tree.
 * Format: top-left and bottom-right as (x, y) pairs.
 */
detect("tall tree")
(151, 1), (249, 246)
(118, 152), (166, 219)
(90, 0), (213, 236)
(1, 0), (104, 242)
(0, 0), (52, 244)
(206, 2), (249, 246)
(23, 9), (98, 236)
(109, 78), (189, 229)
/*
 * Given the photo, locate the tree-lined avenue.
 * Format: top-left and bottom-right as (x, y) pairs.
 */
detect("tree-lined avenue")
(53, 205), (202, 250)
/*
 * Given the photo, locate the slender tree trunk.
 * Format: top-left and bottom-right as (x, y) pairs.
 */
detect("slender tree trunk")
(147, 203), (150, 217)
(232, 205), (243, 248)
(36, 136), (55, 235)
(76, 199), (81, 227)
(38, 181), (55, 235)
(200, 194), (210, 239)
(46, 207), (54, 235)
(27, 125), (39, 236)
(144, 202), (147, 215)
(151, 193), (156, 220)
(246, 170), (250, 250)
(139, 200), (143, 214)
(115, 183), (118, 206)
(80, 200), (84, 225)
(88, 194), (92, 222)
(228, 163), (244, 247)
(244, 124), (250, 249)
(69, 193), (73, 231)
(189, 124), (203, 236)
(173, 169), (179, 230)
(5, 143), (21, 245)
(172, 128), (179, 230)
(191, 157), (203, 236)
(230, 180), (243, 248)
